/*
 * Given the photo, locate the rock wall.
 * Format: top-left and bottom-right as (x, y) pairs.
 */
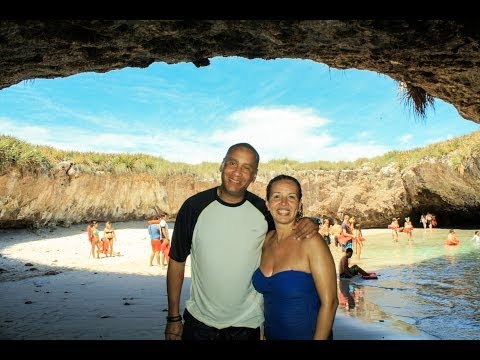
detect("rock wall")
(1, 157), (479, 229)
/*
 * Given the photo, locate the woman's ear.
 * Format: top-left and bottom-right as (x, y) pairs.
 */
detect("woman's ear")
(297, 203), (304, 220)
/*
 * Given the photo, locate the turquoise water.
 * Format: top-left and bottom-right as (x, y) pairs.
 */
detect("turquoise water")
(337, 228), (480, 340)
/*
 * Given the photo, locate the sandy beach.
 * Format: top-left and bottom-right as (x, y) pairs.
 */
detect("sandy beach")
(0, 222), (437, 340)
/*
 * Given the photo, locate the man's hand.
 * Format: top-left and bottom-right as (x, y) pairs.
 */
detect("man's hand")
(165, 320), (183, 340)
(292, 217), (319, 240)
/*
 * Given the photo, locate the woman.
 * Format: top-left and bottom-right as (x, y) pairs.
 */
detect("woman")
(91, 222), (102, 259)
(403, 217), (414, 241)
(388, 218), (400, 242)
(353, 223), (365, 258)
(103, 221), (116, 257)
(252, 175), (338, 340)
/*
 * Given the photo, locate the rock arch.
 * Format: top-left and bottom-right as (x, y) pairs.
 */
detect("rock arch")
(1, 20), (479, 123)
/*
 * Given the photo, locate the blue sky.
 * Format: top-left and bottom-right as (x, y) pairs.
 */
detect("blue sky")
(0, 57), (478, 164)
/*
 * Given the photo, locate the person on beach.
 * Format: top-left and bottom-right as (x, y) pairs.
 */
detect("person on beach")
(426, 212), (434, 231)
(148, 216), (163, 266)
(158, 212), (170, 268)
(319, 217), (332, 246)
(91, 222), (102, 259)
(338, 215), (354, 252)
(445, 229), (460, 245)
(353, 223), (365, 259)
(86, 220), (97, 258)
(472, 230), (480, 244)
(338, 248), (370, 278)
(252, 175), (338, 340)
(165, 143), (319, 340)
(330, 218), (342, 247)
(388, 218), (401, 242)
(102, 221), (116, 257)
(403, 217), (414, 241)
(420, 213), (427, 230)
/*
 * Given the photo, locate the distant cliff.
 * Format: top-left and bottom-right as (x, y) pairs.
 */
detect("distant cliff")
(1, 153), (479, 229)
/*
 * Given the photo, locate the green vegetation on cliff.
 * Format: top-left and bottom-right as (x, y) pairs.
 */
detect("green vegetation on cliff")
(1, 131), (479, 178)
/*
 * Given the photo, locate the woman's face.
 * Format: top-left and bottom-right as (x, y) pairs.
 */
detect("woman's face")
(266, 179), (301, 225)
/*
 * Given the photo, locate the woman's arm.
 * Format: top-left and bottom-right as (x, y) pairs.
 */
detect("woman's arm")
(307, 234), (339, 339)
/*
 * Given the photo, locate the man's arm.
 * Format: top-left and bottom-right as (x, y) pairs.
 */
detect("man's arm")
(292, 217), (319, 240)
(165, 259), (186, 340)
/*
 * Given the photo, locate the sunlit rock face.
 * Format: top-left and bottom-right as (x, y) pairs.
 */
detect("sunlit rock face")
(0, 20), (479, 123)
(1, 154), (479, 228)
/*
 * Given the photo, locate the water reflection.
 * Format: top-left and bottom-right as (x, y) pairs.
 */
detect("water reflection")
(338, 279), (356, 310)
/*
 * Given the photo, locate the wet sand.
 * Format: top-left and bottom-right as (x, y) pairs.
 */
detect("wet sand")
(0, 222), (436, 340)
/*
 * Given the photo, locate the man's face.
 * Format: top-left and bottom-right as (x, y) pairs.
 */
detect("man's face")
(220, 146), (257, 199)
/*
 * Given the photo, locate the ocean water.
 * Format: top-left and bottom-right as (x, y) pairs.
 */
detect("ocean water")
(337, 228), (480, 340)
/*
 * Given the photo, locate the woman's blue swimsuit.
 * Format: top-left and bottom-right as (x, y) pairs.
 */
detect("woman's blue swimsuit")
(252, 268), (320, 340)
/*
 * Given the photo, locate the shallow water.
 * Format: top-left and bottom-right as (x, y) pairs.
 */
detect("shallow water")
(337, 228), (480, 340)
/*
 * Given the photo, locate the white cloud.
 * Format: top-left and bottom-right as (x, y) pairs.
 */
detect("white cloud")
(0, 118), (49, 140)
(0, 105), (390, 164)
(398, 133), (413, 144)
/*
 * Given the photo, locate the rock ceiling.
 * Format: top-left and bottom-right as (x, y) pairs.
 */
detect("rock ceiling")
(1, 20), (479, 123)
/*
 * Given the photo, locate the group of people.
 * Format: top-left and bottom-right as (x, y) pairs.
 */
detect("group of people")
(334, 215), (366, 258)
(82, 146), (473, 341)
(445, 229), (480, 246)
(388, 216), (414, 242)
(86, 220), (117, 258)
(420, 212), (437, 230)
(87, 215), (171, 266)
(165, 143), (338, 340)
(84, 142), (377, 340)
(318, 215), (366, 260)
(147, 213), (170, 267)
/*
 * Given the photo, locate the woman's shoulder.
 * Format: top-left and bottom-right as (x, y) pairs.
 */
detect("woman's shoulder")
(302, 233), (324, 248)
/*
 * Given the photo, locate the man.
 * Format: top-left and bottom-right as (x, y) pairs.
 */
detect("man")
(165, 143), (319, 340)
(338, 248), (369, 278)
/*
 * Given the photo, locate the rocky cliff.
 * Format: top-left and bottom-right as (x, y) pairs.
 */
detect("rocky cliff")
(1, 154), (479, 229)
